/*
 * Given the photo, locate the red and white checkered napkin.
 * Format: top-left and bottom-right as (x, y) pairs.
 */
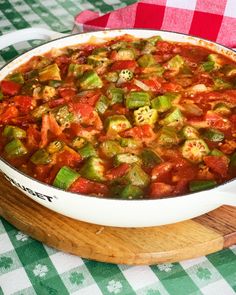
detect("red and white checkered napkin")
(74, 0), (236, 48)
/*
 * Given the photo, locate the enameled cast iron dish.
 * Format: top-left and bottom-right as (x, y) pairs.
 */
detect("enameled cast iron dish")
(0, 28), (236, 227)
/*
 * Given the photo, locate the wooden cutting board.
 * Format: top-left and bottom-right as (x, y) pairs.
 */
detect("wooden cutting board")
(0, 173), (236, 265)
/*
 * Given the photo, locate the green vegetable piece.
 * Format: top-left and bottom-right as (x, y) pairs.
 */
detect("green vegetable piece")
(92, 47), (108, 56)
(68, 63), (87, 78)
(158, 126), (180, 146)
(111, 41), (128, 50)
(116, 48), (135, 60)
(33, 56), (52, 70)
(79, 70), (103, 90)
(107, 87), (124, 105)
(87, 55), (109, 67)
(3, 125), (26, 139)
(182, 139), (210, 163)
(4, 139), (27, 157)
(8, 72), (24, 84)
(100, 140), (123, 158)
(160, 108), (183, 125)
(95, 95), (109, 114)
(147, 35), (162, 45)
(214, 78), (232, 90)
(47, 140), (64, 154)
(53, 105), (74, 127)
(180, 125), (199, 140)
(41, 85), (56, 100)
(119, 138), (141, 149)
(167, 55), (184, 71)
(118, 69), (133, 82)
(141, 148), (162, 168)
(105, 72), (118, 82)
(105, 115), (131, 134)
(114, 153), (141, 166)
(230, 152), (236, 167)
(201, 61), (215, 72)
(151, 94), (173, 112)
(202, 128), (224, 142)
(120, 185), (143, 199)
(0, 90), (3, 100)
(48, 80), (62, 88)
(126, 91), (150, 109)
(53, 166), (80, 190)
(24, 69), (38, 80)
(39, 63), (61, 81)
(134, 106), (157, 126)
(72, 137), (87, 149)
(78, 142), (97, 159)
(80, 156), (105, 182)
(208, 54), (223, 65)
(31, 104), (50, 120)
(221, 64), (236, 77)
(213, 103), (231, 116)
(189, 180), (217, 192)
(210, 148), (225, 157)
(123, 164), (150, 187)
(137, 54), (156, 67)
(30, 149), (51, 165)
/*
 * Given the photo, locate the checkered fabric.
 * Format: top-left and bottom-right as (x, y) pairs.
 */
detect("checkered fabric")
(0, 1), (236, 294)
(1, 218), (236, 295)
(74, 0), (236, 48)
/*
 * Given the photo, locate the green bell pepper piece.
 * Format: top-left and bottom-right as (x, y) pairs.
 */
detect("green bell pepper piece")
(3, 125), (26, 139)
(107, 87), (124, 105)
(137, 54), (156, 67)
(202, 128), (224, 142)
(30, 149), (51, 165)
(122, 164), (150, 187)
(126, 91), (150, 109)
(78, 142), (97, 159)
(80, 157), (105, 182)
(189, 180), (217, 192)
(100, 140), (123, 158)
(105, 115), (131, 134)
(141, 149), (162, 168)
(53, 166), (80, 190)
(39, 63), (61, 81)
(4, 139), (27, 157)
(79, 70), (103, 89)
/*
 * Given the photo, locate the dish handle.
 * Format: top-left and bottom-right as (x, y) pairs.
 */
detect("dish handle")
(215, 181), (236, 206)
(0, 28), (66, 51)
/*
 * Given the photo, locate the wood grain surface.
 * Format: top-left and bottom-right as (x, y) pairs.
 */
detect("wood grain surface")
(0, 173), (236, 265)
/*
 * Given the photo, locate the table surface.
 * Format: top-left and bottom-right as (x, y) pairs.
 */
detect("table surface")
(0, 0), (236, 294)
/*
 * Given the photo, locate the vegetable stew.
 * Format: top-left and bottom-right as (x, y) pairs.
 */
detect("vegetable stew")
(0, 34), (236, 199)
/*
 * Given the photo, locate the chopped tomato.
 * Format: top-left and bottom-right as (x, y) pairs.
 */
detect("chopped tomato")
(156, 41), (174, 53)
(79, 91), (101, 106)
(110, 60), (137, 71)
(34, 164), (52, 182)
(71, 102), (94, 118)
(69, 177), (108, 196)
(27, 125), (41, 149)
(205, 111), (231, 131)
(106, 163), (130, 180)
(151, 162), (173, 182)
(121, 124), (155, 139)
(203, 155), (229, 178)
(1, 80), (21, 96)
(40, 113), (62, 147)
(162, 82), (182, 92)
(14, 96), (34, 113)
(56, 148), (81, 168)
(149, 182), (174, 198)
(0, 105), (19, 123)
(59, 87), (77, 98)
(140, 78), (162, 92)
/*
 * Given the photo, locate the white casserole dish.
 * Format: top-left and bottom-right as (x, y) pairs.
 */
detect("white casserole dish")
(0, 28), (235, 227)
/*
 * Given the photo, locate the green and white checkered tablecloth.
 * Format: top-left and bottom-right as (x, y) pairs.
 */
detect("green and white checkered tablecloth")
(0, 1), (236, 294)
